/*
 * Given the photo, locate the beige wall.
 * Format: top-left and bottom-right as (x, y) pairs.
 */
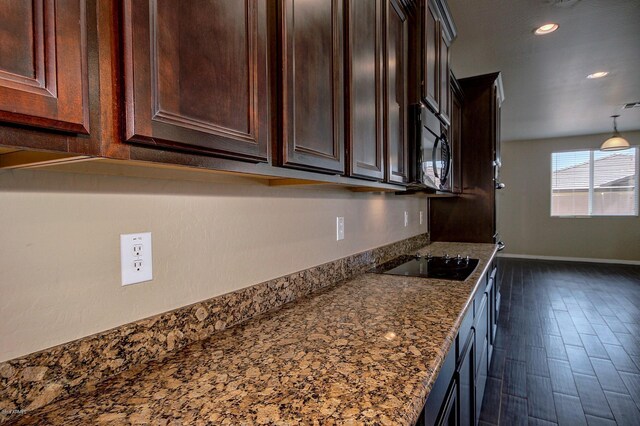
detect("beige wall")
(0, 167), (427, 362)
(498, 131), (640, 262)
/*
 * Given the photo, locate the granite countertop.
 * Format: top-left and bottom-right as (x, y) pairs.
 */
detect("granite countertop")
(10, 242), (497, 425)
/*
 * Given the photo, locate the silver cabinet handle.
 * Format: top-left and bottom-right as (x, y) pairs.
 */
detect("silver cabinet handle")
(495, 182), (506, 190)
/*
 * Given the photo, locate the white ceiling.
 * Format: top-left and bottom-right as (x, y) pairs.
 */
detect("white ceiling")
(448, 0), (640, 142)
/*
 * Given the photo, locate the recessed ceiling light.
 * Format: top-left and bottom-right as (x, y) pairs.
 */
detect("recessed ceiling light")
(587, 71), (609, 79)
(534, 23), (559, 35)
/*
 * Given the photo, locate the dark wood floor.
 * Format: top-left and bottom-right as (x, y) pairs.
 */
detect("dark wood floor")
(480, 257), (640, 426)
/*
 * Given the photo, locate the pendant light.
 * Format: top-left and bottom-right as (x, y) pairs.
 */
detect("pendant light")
(600, 115), (630, 151)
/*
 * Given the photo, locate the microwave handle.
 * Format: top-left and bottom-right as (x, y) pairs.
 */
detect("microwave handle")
(441, 135), (451, 183)
(432, 135), (441, 179)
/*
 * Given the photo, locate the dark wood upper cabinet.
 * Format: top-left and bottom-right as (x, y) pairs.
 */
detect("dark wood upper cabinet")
(279, 0), (345, 174)
(385, 0), (409, 184)
(438, 29), (451, 126)
(122, 0), (269, 162)
(345, 0), (384, 181)
(450, 73), (463, 194)
(420, 0), (455, 128)
(429, 72), (504, 243)
(422, 0), (439, 113)
(0, 0), (89, 134)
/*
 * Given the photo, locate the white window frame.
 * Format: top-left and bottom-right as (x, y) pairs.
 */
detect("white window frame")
(550, 146), (639, 218)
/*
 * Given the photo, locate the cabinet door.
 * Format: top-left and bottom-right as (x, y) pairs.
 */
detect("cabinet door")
(438, 30), (451, 125)
(450, 79), (462, 193)
(345, 0), (384, 180)
(280, 0), (345, 173)
(422, 0), (439, 112)
(493, 265), (501, 326)
(490, 83), (500, 239)
(489, 266), (498, 346)
(424, 346), (456, 426)
(436, 380), (458, 426)
(474, 293), (489, 425)
(474, 293), (488, 376)
(0, 0), (88, 134)
(385, 0), (409, 184)
(458, 330), (475, 426)
(123, 0), (269, 161)
(485, 276), (495, 364)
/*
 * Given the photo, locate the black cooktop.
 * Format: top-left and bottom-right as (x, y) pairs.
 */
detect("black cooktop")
(370, 255), (479, 281)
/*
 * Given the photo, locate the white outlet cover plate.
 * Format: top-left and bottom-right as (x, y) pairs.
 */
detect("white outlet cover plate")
(420, 211), (424, 225)
(120, 232), (153, 286)
(336, 217), (345, 241)
(404, 211), (409, 227)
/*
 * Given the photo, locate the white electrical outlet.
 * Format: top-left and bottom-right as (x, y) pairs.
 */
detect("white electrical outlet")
(121, 232), (153, 286)
(404, 211), (409, 227)
(419, 211), (424, 225)
(336, 217), (345, 241)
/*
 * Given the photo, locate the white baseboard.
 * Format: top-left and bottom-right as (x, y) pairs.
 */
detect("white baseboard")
(497, 253), (640, 266)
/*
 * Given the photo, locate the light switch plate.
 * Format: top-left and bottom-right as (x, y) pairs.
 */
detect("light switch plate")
(404, 211), (409, 227)
(420, 211), (424, 225)
(120, 232), (153, 286)
(336, 217), (345, 241)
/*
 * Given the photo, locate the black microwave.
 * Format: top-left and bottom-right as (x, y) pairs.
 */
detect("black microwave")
(410, 104), (452, 192)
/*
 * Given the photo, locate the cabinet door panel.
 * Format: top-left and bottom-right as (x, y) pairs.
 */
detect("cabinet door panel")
(436, 381), (458, 426)
(474, 293), (488, 376)
(474, 291), (489, 424)
(458, 331), (475, 426)
(476, 344), (488, 423)
(0, 0), (89, 133)
(423, 0), (439, 112)
(438, 30), (450, 125)
(424, 346), (456, 426)
(123, 0), (269, 161)
(385, 0), (408, 184)
(280, 0), (345, 173)
(346, 0), (384, 180)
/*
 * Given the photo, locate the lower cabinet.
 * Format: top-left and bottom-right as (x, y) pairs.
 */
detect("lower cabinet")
(416, 260), (499, 426)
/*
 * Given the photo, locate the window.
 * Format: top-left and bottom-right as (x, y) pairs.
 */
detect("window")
(551, 147), (638, 217)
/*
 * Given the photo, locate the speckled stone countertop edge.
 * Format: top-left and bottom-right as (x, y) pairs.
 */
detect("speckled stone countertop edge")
(0, 233), (429, 419)
(2, 240), (498, 425)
